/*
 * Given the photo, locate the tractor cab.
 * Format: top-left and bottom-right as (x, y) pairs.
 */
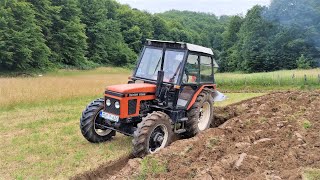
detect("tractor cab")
(133, 40), (219, 85)
(80, 40), (224, 158)
(132, 40), (219, 109)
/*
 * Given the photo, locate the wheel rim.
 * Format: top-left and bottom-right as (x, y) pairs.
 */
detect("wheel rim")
(148, 124), (169, 154)
(198, 102), (211, 131)
(94, 110), (112, 136)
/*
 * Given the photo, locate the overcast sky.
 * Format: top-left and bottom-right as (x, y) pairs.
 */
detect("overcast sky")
(117, 0), (271, 16)
(116, 0), (271, 16)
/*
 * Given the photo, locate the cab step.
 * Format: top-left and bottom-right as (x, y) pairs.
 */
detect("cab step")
(178, 117), (188, 122)
(175, 129), (187, 134)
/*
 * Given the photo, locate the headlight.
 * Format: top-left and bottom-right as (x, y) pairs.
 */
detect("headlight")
(106, 99), (111, 106)
(115, 101), (120, 109)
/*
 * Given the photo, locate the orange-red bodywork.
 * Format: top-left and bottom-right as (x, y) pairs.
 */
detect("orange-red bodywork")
(107, 84), (156, 94)
(105, 83), (216, 119)
(105, 84), (157, 119)
(187, 84), (216, 110)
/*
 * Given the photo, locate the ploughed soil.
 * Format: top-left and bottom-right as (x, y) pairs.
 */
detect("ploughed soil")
(73, 91), (320, 180)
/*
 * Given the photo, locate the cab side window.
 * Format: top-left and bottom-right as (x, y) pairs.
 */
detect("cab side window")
(200, 56), (213, 83)
(185, 54), (199, 84)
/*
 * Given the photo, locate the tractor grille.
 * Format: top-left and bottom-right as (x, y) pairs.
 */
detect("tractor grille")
(128, 99), (137, 115)
(105, 97), (120, 115)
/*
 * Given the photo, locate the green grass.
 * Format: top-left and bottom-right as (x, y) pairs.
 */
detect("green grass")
(215, 93), (265, 107)
(216, 68), (320, 91)
(206, 137), (220, 149)
(302, 120), (312, 129)
(136, 157), (167, 180)
(303, 169), (320, 180)
(46, 67), (132, 77)
(0, 96), (132, 179)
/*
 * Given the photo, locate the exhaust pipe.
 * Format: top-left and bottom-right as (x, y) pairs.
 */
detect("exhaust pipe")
(155, 70), (164, 99)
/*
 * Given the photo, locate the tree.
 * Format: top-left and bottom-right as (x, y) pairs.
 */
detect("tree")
(219, 16), (243, 72)
(116, 5), (154, 52)
(222, 16), (243, 50)
(79, 0), (108, 63)
(0, 1), (50, 71)
(168, 28), (193, 43)
(123, 26), (143, 52)
(296, 54), (311, 69)
(79, 0), (136, 65)
(25, 0), (60, 38)
(151, 15), (170, 40)
(50, 0), (89, 68)
(1, 0), (319, 73)
(236, 6), (274, 72)
(99, 20), (137, 66)
(266, 0), (320, 67)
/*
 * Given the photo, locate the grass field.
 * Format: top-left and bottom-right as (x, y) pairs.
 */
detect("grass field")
(0, 96), (132, 179)
(303, 169), (320, 180)
(1, 68), (320, 109)
(216, 68), (320, 91)
(0, 67), (267, 179)
(1, 67), (319, 179)
(0, 67), (131, 109)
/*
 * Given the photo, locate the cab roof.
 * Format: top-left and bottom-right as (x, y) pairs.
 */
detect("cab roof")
(146, 39), (214, 56)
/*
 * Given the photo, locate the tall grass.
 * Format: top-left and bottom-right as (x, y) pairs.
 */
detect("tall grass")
(1, 68), (320, 109)
(0, 67), (130, 108)
(216, 69), (320, 91)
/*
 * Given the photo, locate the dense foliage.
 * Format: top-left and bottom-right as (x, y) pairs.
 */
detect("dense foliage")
(0, 0), (319, 73)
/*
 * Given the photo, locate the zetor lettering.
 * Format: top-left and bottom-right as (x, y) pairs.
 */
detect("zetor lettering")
(128, 93), (147, 97)
(79, 39), (225, 158)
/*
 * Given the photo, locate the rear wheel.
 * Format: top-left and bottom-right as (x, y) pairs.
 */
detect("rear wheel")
(184, 90), (214, 138)
(80, 98), (116, 143)
(132, 111), (173, 158)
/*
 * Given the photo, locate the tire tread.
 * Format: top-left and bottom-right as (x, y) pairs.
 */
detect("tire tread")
(80, 98), (115, 143)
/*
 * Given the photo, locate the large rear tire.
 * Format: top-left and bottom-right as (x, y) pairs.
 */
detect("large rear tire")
(132, 111), (173, 158)
(184, 90), (214, 138)
(80, 98), (116, 143)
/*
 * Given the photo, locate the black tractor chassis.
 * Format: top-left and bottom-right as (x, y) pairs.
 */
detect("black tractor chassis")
(98, 108), (188, 137)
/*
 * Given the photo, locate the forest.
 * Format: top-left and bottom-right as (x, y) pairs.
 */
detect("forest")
(0, 0), (319, 73)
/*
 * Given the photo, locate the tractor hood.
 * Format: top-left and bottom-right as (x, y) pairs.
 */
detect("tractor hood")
(106, 83), (156, 94)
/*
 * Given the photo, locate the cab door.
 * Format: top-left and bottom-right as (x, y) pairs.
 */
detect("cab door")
(177, 53), (215, 109)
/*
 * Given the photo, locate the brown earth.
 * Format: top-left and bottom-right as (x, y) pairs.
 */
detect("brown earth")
(74, 91), (320, 180)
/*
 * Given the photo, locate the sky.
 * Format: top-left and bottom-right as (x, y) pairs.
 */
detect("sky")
(116, 0), (271, 16)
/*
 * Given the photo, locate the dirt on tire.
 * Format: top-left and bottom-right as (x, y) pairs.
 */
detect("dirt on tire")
(74, 91), (320, 180)
(132, 111), (174, 158)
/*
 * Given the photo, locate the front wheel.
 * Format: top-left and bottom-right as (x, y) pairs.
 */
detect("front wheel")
(80, 98), (116, 143)
(132, 111), (173, 158)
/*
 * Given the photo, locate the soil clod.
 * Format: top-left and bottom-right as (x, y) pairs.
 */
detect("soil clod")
(74, 91), (320, 179)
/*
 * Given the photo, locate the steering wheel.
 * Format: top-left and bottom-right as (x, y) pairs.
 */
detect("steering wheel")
(164, 70), (175, 82)
(182, 71), (189, 83)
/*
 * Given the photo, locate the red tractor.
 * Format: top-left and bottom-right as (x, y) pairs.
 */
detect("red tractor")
(80, 40), (223, 157)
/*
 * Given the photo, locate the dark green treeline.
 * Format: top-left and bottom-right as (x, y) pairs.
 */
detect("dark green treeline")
(0, 0), (319, 73)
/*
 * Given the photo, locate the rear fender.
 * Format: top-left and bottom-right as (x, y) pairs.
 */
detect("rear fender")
(187, 84), (216, 110)
(186, 85), (227, 110)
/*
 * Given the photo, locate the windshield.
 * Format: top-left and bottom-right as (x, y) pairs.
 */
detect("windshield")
(135, 47), (186, 84)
